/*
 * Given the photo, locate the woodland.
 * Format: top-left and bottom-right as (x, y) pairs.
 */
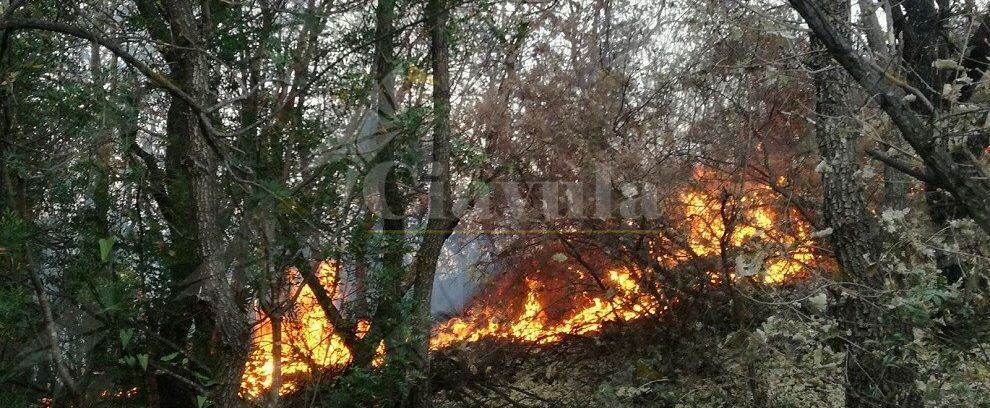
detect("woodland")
(1, 0), (990, 406)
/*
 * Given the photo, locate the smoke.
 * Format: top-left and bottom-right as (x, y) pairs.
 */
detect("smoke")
(430, 233), (494, 316)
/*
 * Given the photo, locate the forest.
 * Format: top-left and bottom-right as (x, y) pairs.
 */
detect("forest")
(1, 0), (990, 406)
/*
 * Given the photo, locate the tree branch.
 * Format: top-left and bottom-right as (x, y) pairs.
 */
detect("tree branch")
(27, 254), (81, 401)
(865, 148), (942, 187)
(960, 13), (990, 102)
(789, 0), (990, 233)
(0, 17), (246, 174)
(295, 258), (359, 351)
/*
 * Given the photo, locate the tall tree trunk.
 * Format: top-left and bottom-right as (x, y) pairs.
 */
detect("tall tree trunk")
(407, 0), (457, 404)
(892, 0), (968, 284)
(132, 2), (206, 405)
(808, 1), (881, 405)
(809, 0), (878, 283)
(790, 0), (990, 236)
(156, 0), (250, 404)
(806, 0), (920, 405)
(350, 0), (404, 371)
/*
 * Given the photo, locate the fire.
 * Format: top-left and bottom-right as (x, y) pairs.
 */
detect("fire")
(240, 169), (818, 398)
(676, 178), (815, 284)
(241, 262), (381, 398)
(40, 387), (139, 406)
(431, 267), (661, 349)
(242, 262), (666, 397)
(429, 172), (816, 348)
(99, 387), (139, 399)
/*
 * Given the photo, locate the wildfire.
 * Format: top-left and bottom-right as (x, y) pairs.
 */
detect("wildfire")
(431, 267), (661, 349)
(241, 262), (379, 398)
(428, 173), (816, 349)
(240, 169), (818, 398)
(677, 183), (815, 283)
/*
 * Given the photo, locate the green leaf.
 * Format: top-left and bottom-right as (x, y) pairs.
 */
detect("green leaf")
(119, 328), (133, 348)
(196, 395), (208, 408)
(193, 371), (212, 384)
(137, 354), (149, 371)
(161, 352), (180, 362)
(99, 237), (115, 262)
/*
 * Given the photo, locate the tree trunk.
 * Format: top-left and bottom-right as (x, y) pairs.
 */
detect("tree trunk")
(805, 0), (920, 405)
(351, 214), (374, 318)
(807, 1), (890, 406)
(131, 1), (205, 405)
(157, 0), (250, 404)
(790, 0), (990, 236)
(269, 311), (282, 406)
(891, 0), (969, 284)
(350, 0), (405, 371)
(407, 0), (457, 404)
(808, 0), (879, 283)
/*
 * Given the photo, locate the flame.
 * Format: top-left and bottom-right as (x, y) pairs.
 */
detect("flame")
(429, 172), (815, 349)
(240, 262), (383, 398)
(430, 267), (661, 349)
(240, 169), (818, 398)
(677, 177), (815, 284)
(40, 387), (139, 406)
(99, 387), (139, 399)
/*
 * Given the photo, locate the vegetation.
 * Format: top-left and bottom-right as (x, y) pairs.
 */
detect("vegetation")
(0, 0), (989, 406)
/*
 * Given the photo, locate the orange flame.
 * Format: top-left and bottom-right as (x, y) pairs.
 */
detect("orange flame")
(240, 262), (382, 398)
(677, 184), (814, 283)
(240, 170), (817, 398)
(431, 267), (661, 349)
(430, 173), (815, 348)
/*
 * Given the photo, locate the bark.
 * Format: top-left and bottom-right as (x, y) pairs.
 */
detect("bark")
(789, 0), (990, 404)
(350, 0), (406, 371)
(790, 0), (990, 236)
(129, 3), (204, 405)
(805, 0), (921, 405)
(407, 0), (458, 404)
(164, 1), (249, 404)
(807, 0), (879, 284)
(135, 0), (251, 404)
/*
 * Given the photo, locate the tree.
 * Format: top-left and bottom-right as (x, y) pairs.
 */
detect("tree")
(790, 0), (990, 404)
(407, 0), (457, 403)
(789, 0), (990, 236)
(805, 0), (918, 404)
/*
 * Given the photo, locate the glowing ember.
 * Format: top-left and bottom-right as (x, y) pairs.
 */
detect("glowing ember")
(99, 387), (140, 399)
